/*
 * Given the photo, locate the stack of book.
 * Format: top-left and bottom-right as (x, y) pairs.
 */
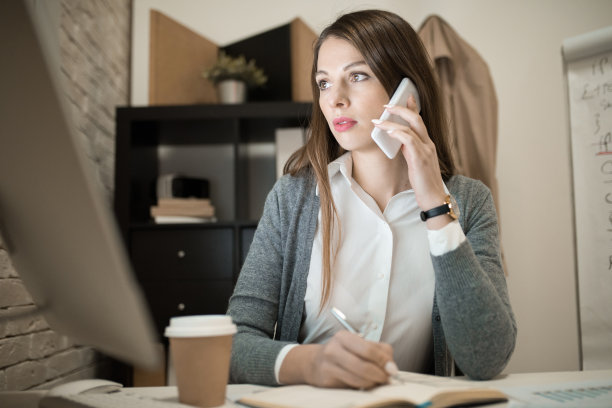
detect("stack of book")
(152, 174), (216, 223)
(150, 197), (216, 223)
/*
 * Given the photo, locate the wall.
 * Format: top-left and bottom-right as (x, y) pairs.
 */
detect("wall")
(130, 0), (612, 374)
(0, 0), (131, 391)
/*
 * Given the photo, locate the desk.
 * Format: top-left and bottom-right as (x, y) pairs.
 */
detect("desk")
(456, 369), (612, 407)
(1, 369), (611, 408)
(126, 369), (612, 407)
(129, 384), (265, 407)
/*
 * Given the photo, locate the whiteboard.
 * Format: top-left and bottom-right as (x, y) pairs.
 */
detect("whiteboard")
(562, 26), (612, 369)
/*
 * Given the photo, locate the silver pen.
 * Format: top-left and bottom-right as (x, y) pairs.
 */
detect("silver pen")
(331, 307), (358, 334)
(330, 306), (403, 383)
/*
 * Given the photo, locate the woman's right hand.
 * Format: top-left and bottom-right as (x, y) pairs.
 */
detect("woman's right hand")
(279, 331), (395, 389)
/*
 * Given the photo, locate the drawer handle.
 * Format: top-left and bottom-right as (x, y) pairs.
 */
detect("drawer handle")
(177, 303), (186, 311)
(177, 250), (186, 258)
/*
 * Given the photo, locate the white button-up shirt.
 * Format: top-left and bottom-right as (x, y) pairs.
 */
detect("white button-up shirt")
(274, 152), (465, 381)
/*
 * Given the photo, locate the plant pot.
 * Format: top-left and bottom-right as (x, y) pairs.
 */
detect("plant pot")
(217, 80), (247, 104)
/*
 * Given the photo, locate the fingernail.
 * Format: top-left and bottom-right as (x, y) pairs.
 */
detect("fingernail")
(371, 119), (382, 125)
(383, 104), (394, 108)
(385, 361), (399, 376)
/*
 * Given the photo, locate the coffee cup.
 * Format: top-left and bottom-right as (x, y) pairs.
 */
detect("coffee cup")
(165, 315), (237, 407)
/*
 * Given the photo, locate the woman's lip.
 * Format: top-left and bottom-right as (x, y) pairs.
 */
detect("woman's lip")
(333, 117), (357, 132)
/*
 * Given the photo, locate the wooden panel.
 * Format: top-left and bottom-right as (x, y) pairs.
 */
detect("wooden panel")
(290, 18), (317, 102)
(149, 10), (218, 105)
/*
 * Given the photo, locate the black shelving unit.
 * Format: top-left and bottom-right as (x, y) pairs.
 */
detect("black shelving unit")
(114, 102), (311, 338)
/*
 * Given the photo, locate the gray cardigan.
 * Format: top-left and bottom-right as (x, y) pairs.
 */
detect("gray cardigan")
(227, 170), (516, 385)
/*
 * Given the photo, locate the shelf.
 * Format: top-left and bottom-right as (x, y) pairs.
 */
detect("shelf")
(114, 102), (310, 340)
(115, 102), (312, 226)
(117, 101), (312, 121)
(129, 219), (259, 230)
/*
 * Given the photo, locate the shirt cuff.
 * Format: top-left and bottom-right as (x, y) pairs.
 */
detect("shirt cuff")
(427, 219), (466, 256)
(274, 343), (299, 384)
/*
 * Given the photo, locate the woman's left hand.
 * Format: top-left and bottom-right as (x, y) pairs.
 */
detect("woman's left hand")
(372, 96), (449, 226)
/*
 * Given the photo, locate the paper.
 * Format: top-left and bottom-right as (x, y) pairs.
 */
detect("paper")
(275, 128), (305, 179)
(563, 27), (612, 369)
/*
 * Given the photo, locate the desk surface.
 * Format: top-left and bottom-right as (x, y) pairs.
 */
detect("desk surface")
(130, 369), (612, 407)
(457, 369), (612, 407)
(2, 369), (611, 408)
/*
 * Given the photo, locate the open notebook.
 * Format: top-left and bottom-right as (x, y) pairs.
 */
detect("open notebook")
(238, 372), (507, 408)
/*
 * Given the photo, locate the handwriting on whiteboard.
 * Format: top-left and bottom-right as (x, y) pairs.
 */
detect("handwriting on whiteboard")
(564, 27), (612, 369)
(574, 52), (612, 271)
(582, 57), (612, 156)
(591, 54), (610, 268)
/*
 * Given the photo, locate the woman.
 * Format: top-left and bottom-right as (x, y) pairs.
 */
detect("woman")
(227, 9), (516, 389)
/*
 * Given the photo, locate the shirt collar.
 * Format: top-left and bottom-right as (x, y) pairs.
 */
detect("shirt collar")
(316, 152), (353, 196)
(316, 152), (448, 197)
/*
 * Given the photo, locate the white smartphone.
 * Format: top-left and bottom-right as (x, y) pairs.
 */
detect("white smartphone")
(371, 77), (421, 159)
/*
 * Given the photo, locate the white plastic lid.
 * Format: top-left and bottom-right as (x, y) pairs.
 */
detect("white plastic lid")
(164, 315), (237, 338)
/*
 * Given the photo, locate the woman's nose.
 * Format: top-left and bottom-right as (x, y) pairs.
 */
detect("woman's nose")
(328, 84), (349, 108)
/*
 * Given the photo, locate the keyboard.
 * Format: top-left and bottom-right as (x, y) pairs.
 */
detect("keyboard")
(39, 389), (201, 408)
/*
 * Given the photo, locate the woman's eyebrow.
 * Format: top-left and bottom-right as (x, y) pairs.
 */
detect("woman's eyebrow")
(343, 60), (368, 71)
(315, 60), (368, 77)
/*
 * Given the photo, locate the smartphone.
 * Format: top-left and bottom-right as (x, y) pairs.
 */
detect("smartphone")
(371, 77), (421, 159)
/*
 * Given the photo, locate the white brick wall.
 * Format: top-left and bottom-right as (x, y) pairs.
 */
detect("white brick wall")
(0, 249), (111, 391)
(0, 0), (131, 391)
(0, 279), (33, 309)
(0, 306), (49, 339)
(60, 0), (131, 201)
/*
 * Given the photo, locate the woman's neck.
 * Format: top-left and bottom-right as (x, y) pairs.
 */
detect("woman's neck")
(351, 150), (411, 212)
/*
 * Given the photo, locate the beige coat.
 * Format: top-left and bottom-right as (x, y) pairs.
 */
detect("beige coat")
(418, 15), (507, 272)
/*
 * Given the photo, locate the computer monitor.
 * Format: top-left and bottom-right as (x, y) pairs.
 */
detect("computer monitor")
(0, 1), (159, 370)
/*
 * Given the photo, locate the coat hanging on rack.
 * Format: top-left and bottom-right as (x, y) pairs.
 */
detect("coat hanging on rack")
(418, 15), (507, 273)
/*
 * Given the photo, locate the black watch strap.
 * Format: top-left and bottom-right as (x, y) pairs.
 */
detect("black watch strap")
(420, 203), (450, 221)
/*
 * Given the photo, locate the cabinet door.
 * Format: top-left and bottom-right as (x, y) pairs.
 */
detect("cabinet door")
(141, 280), (235, 337)
(130, 228), (233, 281)
(130, 228), (235, 337)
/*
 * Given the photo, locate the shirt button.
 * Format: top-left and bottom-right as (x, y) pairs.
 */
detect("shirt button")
(435, 315), (441, 322)
(377, 273), (385, 279)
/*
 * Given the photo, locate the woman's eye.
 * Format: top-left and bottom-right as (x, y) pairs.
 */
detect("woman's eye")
(350, 73), (368, 82)
(317, 80), (331, 91)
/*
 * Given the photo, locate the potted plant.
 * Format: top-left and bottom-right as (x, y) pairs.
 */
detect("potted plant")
(202, 51), (268, 103)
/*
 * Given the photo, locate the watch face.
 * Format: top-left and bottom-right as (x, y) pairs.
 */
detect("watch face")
(446, 194), (459, 219)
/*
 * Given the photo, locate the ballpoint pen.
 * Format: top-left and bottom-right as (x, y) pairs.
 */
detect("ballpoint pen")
(330, 306), (403, 383)
(331, 307), (359, 334)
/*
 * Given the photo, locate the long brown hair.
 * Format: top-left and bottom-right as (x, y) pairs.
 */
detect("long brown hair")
(285, 9), (454, 308)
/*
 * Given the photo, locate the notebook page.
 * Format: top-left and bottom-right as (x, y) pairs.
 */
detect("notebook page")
(239, 385), (388, 408)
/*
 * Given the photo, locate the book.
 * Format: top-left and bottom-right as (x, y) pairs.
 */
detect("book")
(153, 216), (217, 224)
(150, 197), (216, 222)
(150, 206), (215, 218)
(156, 197), (212, 209)
(238, 372), (507, 408)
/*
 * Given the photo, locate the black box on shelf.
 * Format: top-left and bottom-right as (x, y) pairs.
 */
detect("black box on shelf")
(157, 174), (210, 199)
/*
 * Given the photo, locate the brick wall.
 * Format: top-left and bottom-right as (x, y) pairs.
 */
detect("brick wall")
(60, 0), (132, 201)
(0, 0), (131, 391)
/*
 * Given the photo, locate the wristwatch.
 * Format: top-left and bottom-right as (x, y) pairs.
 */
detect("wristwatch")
(420, 194), (459, 221)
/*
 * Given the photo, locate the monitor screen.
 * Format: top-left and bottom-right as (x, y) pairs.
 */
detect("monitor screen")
(0, 0), (159, 370)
